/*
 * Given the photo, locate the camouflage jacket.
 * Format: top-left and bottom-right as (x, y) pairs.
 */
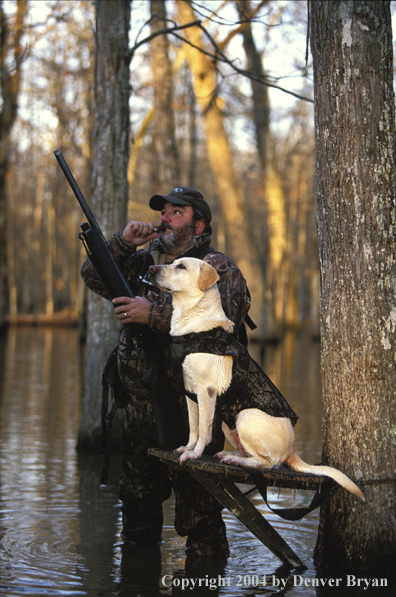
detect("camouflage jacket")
(171, 326), (299, 429)
(80, 232), (251, 390)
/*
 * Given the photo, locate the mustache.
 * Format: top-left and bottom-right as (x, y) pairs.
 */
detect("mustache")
(159, 223), (174, 232)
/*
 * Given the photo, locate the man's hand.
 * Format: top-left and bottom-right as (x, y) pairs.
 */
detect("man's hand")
(112, 296), (151, 325)
(122, 220), (159, 246)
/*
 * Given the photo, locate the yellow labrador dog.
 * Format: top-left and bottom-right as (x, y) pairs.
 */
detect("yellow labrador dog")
(149, 257), (365, 501)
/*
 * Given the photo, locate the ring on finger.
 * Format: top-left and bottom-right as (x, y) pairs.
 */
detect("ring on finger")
(124, 312), (127, 318)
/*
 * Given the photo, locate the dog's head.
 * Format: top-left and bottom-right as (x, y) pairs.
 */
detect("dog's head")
(149, 258), (220, 295)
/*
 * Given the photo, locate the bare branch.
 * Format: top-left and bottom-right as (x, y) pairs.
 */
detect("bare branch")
(127, 20), (202, 63)
(127, 12), (313, 104)
(170, 25), (314, 104)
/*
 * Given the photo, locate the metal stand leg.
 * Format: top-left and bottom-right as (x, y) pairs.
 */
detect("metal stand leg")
(190, 471), (305, 569)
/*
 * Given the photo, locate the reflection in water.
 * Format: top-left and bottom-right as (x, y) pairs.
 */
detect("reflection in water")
(1, 328), (395, 596)
(0, 327), (84, 595)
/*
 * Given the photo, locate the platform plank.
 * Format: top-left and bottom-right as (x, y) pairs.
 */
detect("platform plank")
(148, 448), (331, 491)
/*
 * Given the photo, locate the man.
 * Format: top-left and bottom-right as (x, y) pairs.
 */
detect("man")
(81, 187), (251, 557)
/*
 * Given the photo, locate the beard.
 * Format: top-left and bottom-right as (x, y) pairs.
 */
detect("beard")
(159, 221), (197, 256)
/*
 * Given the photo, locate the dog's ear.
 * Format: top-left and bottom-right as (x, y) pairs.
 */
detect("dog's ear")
(198, 262), (219, 291)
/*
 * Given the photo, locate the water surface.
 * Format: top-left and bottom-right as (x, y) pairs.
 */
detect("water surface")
(0, 327), (394, 596)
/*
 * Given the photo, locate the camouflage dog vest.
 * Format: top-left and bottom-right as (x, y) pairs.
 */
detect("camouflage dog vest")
(171, 327), (298, 430)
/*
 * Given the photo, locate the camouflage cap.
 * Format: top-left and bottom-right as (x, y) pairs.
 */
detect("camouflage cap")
(149, 187), (212, 222)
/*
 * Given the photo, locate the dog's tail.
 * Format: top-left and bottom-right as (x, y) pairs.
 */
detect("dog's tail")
(285, 451), (365, 501)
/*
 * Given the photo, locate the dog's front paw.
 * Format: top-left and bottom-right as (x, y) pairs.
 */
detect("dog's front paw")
(176, 445), (188, 454)
(176, 441), (197, 454)
(179, 450), (202, 463)
(217, 453), (241, 466)
(215, 450), (233, 459)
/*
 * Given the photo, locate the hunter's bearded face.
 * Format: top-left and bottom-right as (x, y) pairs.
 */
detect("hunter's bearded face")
(159, 220), (197, 255)
(158, 203), (200, 256)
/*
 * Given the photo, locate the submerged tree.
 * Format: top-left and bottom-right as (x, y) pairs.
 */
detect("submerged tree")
(310, 0), (396, 568)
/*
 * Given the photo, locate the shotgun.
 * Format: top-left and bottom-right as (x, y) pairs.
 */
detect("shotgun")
(54, 150), (134, 305)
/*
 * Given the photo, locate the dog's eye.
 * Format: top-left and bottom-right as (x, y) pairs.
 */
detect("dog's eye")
(176, 263), (186, 270)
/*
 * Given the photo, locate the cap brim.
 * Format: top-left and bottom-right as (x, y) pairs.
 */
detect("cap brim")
(149, 194), (191, 211)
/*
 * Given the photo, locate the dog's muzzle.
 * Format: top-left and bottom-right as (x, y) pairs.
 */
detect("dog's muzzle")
(148, 265), (161, 282)
(148, 265), (171, 293)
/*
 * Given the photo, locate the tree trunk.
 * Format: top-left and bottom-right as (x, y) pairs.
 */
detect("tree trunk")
(0, 0), (28, 326)
(44, 193), (55, 316)
(310, 0), (396, 569)
(150, 0), (180, 188)
(78, 0), (131, 449)
(234, 0), (270, 174)
(265, 168), (292, 337)
(234, 0), (281, 338)
(6, 184), (17, 320)
(177, 0), (264, 334)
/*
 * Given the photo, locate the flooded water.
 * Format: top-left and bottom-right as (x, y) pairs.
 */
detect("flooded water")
(0, 327), (394, 596)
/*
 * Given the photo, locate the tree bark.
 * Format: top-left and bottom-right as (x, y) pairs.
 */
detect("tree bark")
(310, 0), (396, 569)
(78, 0), (131, 449)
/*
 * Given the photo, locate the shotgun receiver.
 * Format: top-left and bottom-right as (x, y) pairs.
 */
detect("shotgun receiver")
(54, 149), (134, 304)
(54, 150), (188, 456)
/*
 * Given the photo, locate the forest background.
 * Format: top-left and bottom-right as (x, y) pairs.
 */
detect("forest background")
(1, 0), (396, 339)
(0, 0), (324, 341)
(2, 0), (396, 570)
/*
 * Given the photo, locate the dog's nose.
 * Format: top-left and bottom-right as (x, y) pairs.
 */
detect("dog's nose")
(149, 265), (159, 274)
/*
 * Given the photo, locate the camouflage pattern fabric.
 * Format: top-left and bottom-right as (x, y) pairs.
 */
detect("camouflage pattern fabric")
(171, 326), (299, 428)
(81, 232), (250, 555)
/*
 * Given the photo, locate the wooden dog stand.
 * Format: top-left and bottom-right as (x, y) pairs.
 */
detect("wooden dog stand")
(148, 448), (333, 569)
